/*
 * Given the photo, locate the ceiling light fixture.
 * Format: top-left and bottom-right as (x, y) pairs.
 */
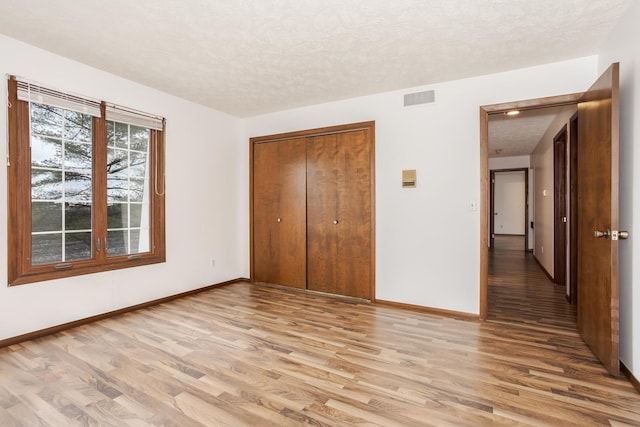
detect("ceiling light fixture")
(494, 148), (503, 154)
(505, 110), (520, 116)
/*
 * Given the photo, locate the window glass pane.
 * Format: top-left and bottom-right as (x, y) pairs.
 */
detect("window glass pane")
(128, 179), (148, 202)
(31, 104), (63, 138)
(63, 111), (92, 142)
(107, 203), (129, 228)
(32, 233), (62, 265)
(65, 203), (92, 231)
(129, 203), (147, 228)
(107, 177), (128, 202)
(106, 120), (151, 258)
(65, 232), (92, 261)
(129, 151), (148, 179)
(107, 230), (128, 257)
(64, 141), (92, 171)
(32, 170), (63, 200)
(106, 149), (148, 180)
(64, 171), (92, 202)
(107, 147), (128, 179)
(31, 136), (62, 169)
(130, 126), (149, 151)
(32, 201), (62, 232)
(130, 229), (150, 254)
(107, 121), (129, 149)
(30, 102), (93, 265)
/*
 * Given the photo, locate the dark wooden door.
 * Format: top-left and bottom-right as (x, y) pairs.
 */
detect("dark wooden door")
(554, 127), (567, 289)
(489, 171), (496, 248)
(577, 63), (620, 375)
(253, 138), (307, 288)
(569, 113), (579, 305)
(307, 130), (372, 299)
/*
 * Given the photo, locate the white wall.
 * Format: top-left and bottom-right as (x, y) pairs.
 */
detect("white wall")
(494, 172), (526, 235)
(242, 57), (598, 314)
(598, 0), (640, 377)
(489, 155), (530, 170)
(530, 108), (576, 279)
(0, 35), (245, 340)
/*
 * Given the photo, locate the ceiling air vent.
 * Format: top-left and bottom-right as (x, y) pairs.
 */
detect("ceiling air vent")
(404, 90), (435, 107)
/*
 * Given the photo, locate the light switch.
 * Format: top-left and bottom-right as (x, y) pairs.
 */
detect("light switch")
(402, 169), (417, 188)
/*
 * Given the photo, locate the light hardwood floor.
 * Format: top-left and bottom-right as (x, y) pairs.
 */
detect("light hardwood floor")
(488, 235), (577, 330)
(1, 279), (639, 425)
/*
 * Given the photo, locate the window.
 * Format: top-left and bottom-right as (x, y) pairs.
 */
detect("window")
(7, 77), (166, 285)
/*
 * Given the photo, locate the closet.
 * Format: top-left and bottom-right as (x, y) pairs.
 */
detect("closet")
(251, 121), (374, 300)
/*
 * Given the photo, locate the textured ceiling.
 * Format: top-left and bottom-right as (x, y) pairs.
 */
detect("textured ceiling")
(0, 0), (632, 118)
(488, 106), (576, 158)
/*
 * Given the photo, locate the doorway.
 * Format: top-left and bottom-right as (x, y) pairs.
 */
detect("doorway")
(481, 64), (622, 376)
(485, 105), (577, 328)
(479, 94), (582, 320)
(490, 168), (528, 251)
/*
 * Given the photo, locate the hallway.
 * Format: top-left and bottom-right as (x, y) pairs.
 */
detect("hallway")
(487, 235), (577, 330)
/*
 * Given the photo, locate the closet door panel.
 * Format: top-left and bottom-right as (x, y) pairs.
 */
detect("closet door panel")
(336, 130), (372, 299)
(253, 139), (307, 288)
(306, 135), (338, 294)
(253, 141), (277, 284)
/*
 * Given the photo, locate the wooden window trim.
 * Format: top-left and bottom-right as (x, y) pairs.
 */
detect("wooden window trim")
(7, 78), (166, 286)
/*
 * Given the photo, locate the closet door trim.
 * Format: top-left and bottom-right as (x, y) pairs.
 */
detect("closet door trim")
(251, 121), (374, 144)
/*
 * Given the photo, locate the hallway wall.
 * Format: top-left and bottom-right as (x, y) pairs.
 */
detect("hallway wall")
(530, 107), (576, 279)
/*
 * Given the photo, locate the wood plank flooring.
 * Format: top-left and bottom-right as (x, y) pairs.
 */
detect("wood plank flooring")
(1, 279), (639, 425)
(488, 235), (577, 330)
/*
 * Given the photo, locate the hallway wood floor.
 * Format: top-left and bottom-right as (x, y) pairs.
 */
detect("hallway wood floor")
(487, 235), (577, 330)
(1, 280), (639, 425)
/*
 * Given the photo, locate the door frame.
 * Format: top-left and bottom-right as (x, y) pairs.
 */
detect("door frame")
(479, 93), (583, 320)
(553, 126), (568, 289)
(569, 112), (579, 304)
(489, 168), (529, 250)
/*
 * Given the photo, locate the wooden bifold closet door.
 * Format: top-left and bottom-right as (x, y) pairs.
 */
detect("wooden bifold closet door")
(252, 138), (307, 288)
(251, 122), (374, 300)
(307, 130), (372, 299)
